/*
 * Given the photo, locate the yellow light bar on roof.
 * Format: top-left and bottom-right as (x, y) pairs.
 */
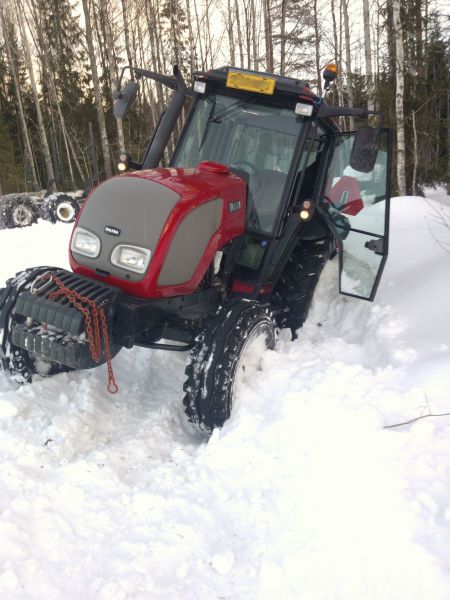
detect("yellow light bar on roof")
(226, 71), (276, 95)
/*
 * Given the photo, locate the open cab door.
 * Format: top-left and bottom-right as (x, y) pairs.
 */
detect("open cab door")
(319, 128), (391, 300)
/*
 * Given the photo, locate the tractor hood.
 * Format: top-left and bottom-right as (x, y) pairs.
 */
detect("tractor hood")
(69, 164), (246, 299)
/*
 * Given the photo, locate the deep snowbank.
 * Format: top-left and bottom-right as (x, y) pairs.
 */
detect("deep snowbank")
(0, 193), (449, 599)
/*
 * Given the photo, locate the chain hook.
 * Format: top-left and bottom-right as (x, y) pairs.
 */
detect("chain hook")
(30, 271), (54, 295)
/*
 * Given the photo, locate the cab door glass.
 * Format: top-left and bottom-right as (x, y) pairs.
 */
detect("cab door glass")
(320, 130), (391, 300)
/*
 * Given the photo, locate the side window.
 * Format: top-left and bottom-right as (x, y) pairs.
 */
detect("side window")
(296, 128), (325, 202)
(319, 130), (391, 301)
(321, 133), (389, 236)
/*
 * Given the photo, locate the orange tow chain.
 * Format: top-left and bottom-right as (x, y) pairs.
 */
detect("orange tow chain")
(38, 273), (118, 394)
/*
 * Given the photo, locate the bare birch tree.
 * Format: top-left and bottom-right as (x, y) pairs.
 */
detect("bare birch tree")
(313, 0), (322, 95)
(0, 9), (39, 190)
(235, 0), (244, 68)
(331, 0), (344, 109)
(341, 0), (355, 129)
(262, 0), (273, 72)
(100, 0), (125, 153)
(362, 0), (374, 112)
(15, 0), (55, 190)
(82, 0), (112, 179)
(280, 0), (287, 76)
(392, 0), (406, 195)
(121, 0), (134, 76)
(447, 90), (450, 195)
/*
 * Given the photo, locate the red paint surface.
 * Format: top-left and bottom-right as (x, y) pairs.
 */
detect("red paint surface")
(231, 281), (273, 296)
(327, 175), (364, 216)
(69, 167), (246, 299)
(198, 161), (231, 174)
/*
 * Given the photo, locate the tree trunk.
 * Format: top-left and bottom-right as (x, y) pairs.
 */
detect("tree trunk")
(331, 0), (344, 111)
(101, 0), (125, 153)
(392, 0), (406, 195)
(205, 0), (214, 69)
(313, 0), (322, 95)
(0, 11), (40, 191)
(341, 0), (355, 129)
(447, 90), (450, 195)
(16, 0), (55, 190)
(362, 0), (374, 112)
(145, 1), (164, 114)
(82, 0), (112, 179)
(235, 0), (244, 68)
(412, 109), (417, 194)
(193, 0), (205, 69)
(28, 0), (85, 186)
(251, 0), (258, 70)
(185, 0), (197, 74)
(414, 0), (424, 79)
(280, 0), (287, 76)
(120, 0), (134, 77)
(262, 0), (273, 72)
(244, 1), (252, 69)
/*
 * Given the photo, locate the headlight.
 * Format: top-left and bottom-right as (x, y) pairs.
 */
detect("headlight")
(111, 244), (151, 274)
(71, 227), (101, 258)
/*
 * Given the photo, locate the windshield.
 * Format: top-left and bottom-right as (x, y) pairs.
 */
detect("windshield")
(172, 93), (304, 233)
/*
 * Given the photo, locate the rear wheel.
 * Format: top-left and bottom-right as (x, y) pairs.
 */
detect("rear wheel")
(273, 238), (331, 337)
(183, 302), (276, 435)
(0, 271), (70, 384)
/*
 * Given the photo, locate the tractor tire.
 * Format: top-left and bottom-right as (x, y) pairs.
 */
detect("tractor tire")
(183, 302), (276, 435)
(0, 270), (70, 385)
(42, 194), (80, 224)
(54, 196), (80, 223)
(273, 238), (331, 337)
(1, 197), (37, 228)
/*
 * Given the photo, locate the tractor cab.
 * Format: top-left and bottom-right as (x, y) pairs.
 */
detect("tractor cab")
(116, 65), (391, 302)
(172, 81), (305, 234)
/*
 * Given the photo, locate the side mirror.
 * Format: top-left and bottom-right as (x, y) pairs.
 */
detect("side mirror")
(113, 81), (139, 119)
(350, 127), (380, 173)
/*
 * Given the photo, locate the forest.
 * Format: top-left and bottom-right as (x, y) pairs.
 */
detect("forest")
(0, 0), (448, 197)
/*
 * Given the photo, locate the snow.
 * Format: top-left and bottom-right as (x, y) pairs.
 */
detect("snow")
(0, 192), (450, 598)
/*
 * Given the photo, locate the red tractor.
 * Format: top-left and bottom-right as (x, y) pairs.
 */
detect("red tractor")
(0, 65), (391, 434)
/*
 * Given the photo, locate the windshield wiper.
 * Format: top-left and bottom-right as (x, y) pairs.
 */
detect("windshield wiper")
(211, 96), (257, 123)
(198, 96), (257, 152)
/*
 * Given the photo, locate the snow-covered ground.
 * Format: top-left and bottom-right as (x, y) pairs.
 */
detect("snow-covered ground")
(0, 190), (450, 599)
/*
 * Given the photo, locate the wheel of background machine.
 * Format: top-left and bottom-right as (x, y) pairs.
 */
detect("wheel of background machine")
(272, 238), (331, 337)
(54, 195), (80, 223)
(183, 302), (276, 435)
(0, 271), (71, 385)
(40, 194), (80, 224)
(2, 197), (37, 228)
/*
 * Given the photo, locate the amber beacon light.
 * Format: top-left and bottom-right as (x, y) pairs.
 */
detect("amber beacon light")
(323, 63), (338, 90)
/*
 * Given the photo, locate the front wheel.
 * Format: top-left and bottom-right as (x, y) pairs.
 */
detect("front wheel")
(0, 270), (71, 384)
(183, 302), (276, 435)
